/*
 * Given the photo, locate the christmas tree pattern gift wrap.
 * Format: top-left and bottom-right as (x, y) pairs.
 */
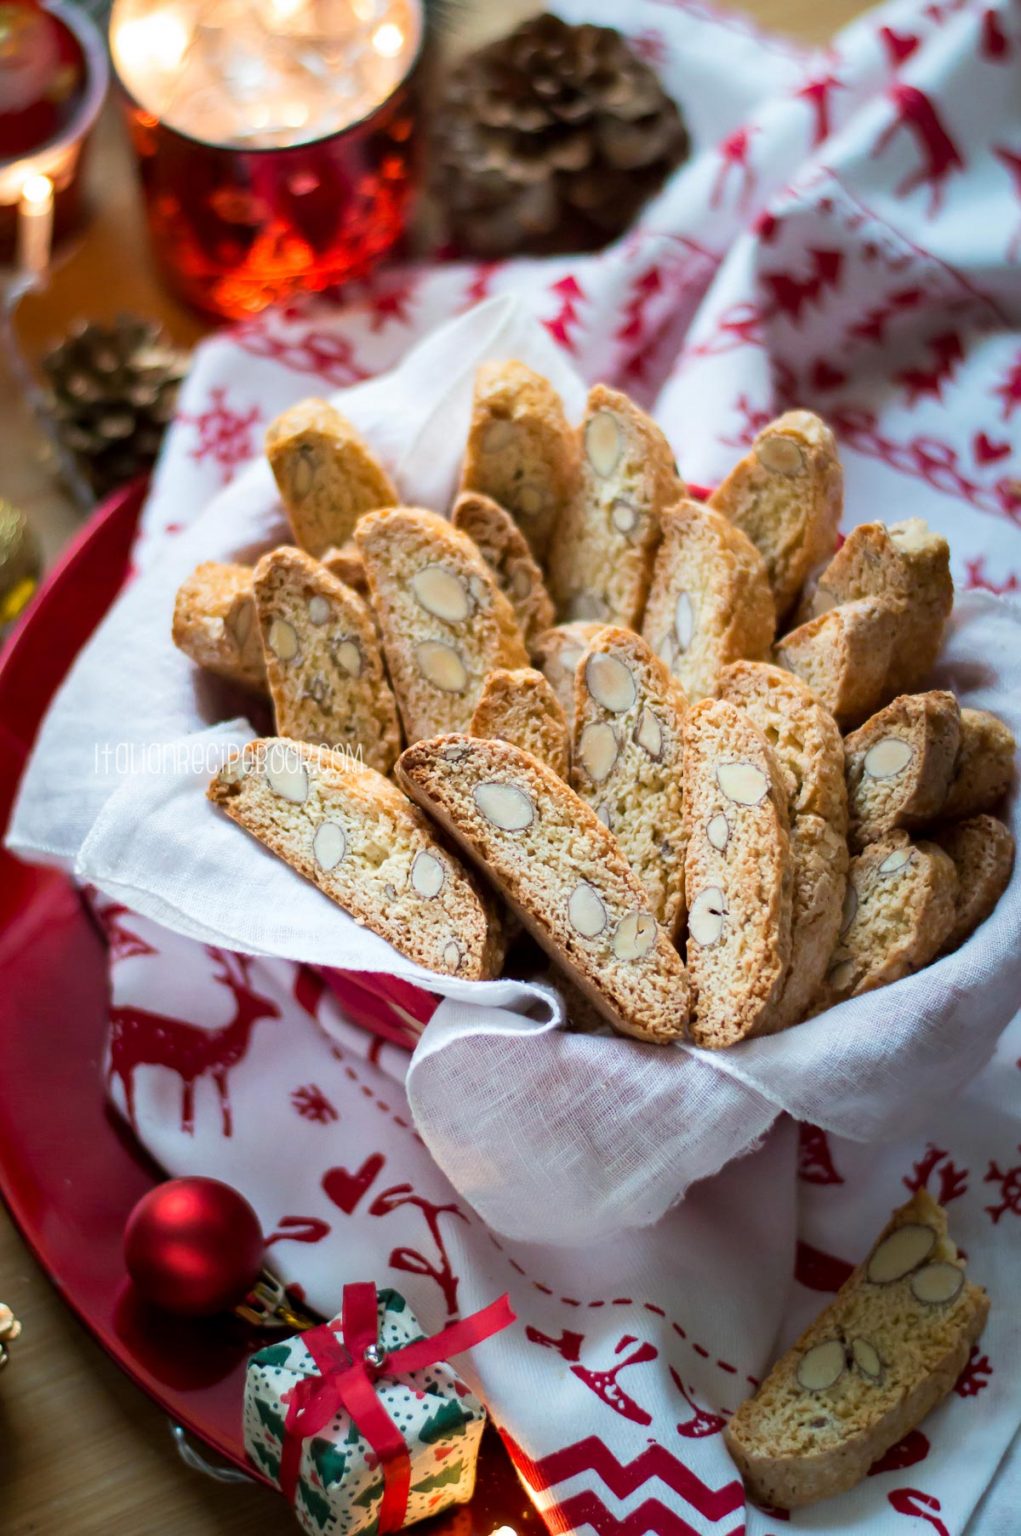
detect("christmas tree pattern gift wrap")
(243, 1284), (514, 1536)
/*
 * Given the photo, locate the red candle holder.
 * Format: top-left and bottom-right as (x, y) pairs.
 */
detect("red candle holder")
(111, 8), (424, 321)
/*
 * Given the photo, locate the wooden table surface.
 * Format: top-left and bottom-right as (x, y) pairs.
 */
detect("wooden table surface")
(0, 1), (868, 1531)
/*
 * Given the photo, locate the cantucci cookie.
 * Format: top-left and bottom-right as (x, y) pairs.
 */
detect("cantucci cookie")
(533, 622), (607, 729)
(173, 561), (267, 695)
(320, 541), (369, 596)
(395, 735), (691, 1044)
(354, 506), (529, 743)
(547, 385), (685, 628)
(571, 627), (688, 937)
(708, 411), (842, 622)
(844, 691), (961, 851)
(682, 699), (793, 1046)
(717, 662), (848, 1030)
(812, 831), (957, 1011)
(775, 597), (900, 727)
(640, 499), (775, 702)
(941, 707), (1016, 819)
(933, 815), (1015, 953)
(209, 739), (503, 979)
(266, 398), (397, 558)
(252, 546), (401, 774)
(451, 491), (555, 651)
(469, 667), (569, 779)
(725, 1189), (988, 1510)
(796, 518), (952, 695)
(459, 360), (578, 560)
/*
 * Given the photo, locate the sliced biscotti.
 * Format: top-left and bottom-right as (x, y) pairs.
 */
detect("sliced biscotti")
(571, 627), (688, 937)
(844, 691), (961, 851)
(709, 411), (842, 623)
(173, 561), (267, 694)
(320, 542), (369, 596)
(812, 831), (957, 1011)
(451, 491), (555, 651)
(209, 739), (503, 979)
(396, 735), (691, 1044)
(252, 546), (401, 773)
(266, 399), (397, 558)
(641, 499), (775, 702)
(725, 1189), (988, 1510)
(459, 360), (578, 561)
(469, 667), (569, 779)
(547, 385), (685, 628)
(941, 707), (1016, 819)
(775, 597), (900, 728)
(533, 622), (607, 729)
(717, 662), (848, 1031)
(682, 699), (793, 1046)
(796, 518), (953, 695)
(933, 815), (1015, 953)
(354, 506), (529, 744)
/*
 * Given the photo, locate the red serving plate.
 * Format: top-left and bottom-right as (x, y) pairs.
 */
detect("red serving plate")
(0, 482), (540, 1531)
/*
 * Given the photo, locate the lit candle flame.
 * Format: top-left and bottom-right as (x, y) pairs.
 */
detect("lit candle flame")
(17, 173), (54, 280)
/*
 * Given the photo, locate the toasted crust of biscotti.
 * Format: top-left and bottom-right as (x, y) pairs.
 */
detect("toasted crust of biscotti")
(941, 708), (1016, 819)
(354, 506), (529, 744)
(459, 360), (579, 561)
(709, 411), (842, 623)
(812, 831), (957, 1011)
(252, 546), (401, 773)
(725, 1189), (988, 1510)
(717, 661), (849, 1031)
(395, 735), (691, 1044)
(451, 491), (555, 651)
(266, 399), (397, 558)
(173, 561), (267, 694)
(208, 739), (503, 979)
(547, 385), (684, 628)
(844, 691), (961, 851)
(933, 815), (1015, 952)
(571, 627), (689, 937)
(796, 518), (953, 695)
(533, 622), (608, 728)
(320, 542), (369, 596)
(469, 667), (569, 779)
(682, 699), (793, 1046)
(775, 597), (900, 727)
(641, 499), (775, 702)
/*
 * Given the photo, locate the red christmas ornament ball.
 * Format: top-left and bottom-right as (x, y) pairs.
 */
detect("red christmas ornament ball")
(124, 1177), (265, 1317)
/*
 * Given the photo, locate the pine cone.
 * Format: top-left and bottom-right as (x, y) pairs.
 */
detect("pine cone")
(42, 316), (189, 499)
(433, 13), (688, 257)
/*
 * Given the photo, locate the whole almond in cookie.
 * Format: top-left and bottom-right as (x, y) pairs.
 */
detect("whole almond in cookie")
(533, 621), (609, 729)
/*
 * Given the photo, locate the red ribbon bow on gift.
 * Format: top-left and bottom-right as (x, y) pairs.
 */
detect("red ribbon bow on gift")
(279, 1282), (515, 1528)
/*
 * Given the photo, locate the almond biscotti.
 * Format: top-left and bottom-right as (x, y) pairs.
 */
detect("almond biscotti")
(266, 399), (397, 558)
(709, 411), (842, 623)
(572, 627), (688, 937)
(395, 735), (691, 1044)
(941, 707), (1016, 819)
(533, 622), (607, 728)
(451, 491), (555, 651)
(844, 691), (961, 851)
(173, 561), (267, 694)
(252, 546), (401, 774)
(641, 499), (775, 702)
(354, 506), (529, 744)
(682, 699), (793, 1047)
(725, 1189), (988, 1510)
(209, 739), (503, 979)
(933, 815), (1015, 953)
(547, 385), (684, 628)
(320, 542), (369, 597)
(812, 831), (957, 1011)
(796, 518), (953, 695)
(469, 667), (569, 779)
(775, 597), (900, 728)
(459, 360), (578, 561)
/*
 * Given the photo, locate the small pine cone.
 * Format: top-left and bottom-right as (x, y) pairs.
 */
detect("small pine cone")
(433, 14), (688, 256)
(41, 316), (189, 500)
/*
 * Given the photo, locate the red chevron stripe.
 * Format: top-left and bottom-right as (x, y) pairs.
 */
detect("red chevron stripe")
(541, 1490), (745, 1536)
(502, 1433), (745, 1524)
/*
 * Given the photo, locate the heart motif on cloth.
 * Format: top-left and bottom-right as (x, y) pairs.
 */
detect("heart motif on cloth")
(322, 1153), (386, 1214)
(974, 431), (1011, 464)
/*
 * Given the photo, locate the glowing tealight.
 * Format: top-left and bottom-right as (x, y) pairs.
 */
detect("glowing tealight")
(20, 174), (54, 209)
